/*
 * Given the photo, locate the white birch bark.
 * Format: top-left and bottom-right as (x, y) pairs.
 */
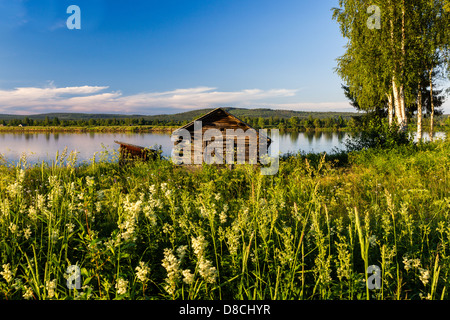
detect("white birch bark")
(417, 84), (423, 143)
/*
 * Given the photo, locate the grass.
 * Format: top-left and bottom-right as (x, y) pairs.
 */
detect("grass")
(0, 138), (449, 300)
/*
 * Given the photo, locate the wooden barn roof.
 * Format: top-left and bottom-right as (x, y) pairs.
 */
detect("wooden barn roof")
(175, 108), (271, 144)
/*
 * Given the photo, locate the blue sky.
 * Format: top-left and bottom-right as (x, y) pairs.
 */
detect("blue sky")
(0, 0), (448, 115)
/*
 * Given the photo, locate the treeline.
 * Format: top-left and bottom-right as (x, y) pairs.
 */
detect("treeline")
(243, 114), (448, 130)
(0, 116), (188, 128)
(0, 114), (351, 130)
(242, 115), (349, 130)
(1, 114), (447, 131)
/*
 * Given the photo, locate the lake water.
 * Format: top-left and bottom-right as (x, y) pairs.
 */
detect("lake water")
(0, 130), (445, 165)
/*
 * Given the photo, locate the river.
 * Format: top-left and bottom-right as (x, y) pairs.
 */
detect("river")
(0, 130), (444, 165)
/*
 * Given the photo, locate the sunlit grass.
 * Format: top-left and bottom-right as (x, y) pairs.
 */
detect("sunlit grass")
(0, 139), (449, 300)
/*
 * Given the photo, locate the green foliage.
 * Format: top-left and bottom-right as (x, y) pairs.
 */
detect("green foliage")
(0, 108), (359, 130)
(345, 118), (412, 152)
(0, 140), (450, 300)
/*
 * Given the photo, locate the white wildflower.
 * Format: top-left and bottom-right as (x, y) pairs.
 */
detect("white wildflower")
(48, 175), (59, 187)
(46, 279), (57, 299)
(199, 207), (207, 218)
(85, 176), (95, 188)
(198, 257), (217, 284)
(162, 223), (173, 235)
(143, 205), (157, 227)
(155, 199), (163, 209)
(226, 223), (240, 256)
(13, 278), (22, 290)
(28, 205), (38, 221)
(403, 255), (421, 271)
(96, 190), (105, 200)
(135, 262), (150, 283)
(23, 225), (32, 240)
(0, 199), (10, 217)
(176, 245), (188, 261)
(23, 285), (34, 300)
(115, 278), (128, 295)
(118, 219), (136, 242)
(118, 196), (142, 242)
(7, 182), (21, 197)
(161, 248), (181, 295)
(123, 196), (142, 216)
(36, 194), (46, 211)
(182, 269), (194, 285)
(51, 229), (60, 242)
(368, 235), (377, 247)
(219, 211), (227, 224)
(66, 223), (75, 233)
(192, 235), (207, 257)
(419, 268), (430, 286)
(191, 235), (217, 283)
(8, 223), (18, 235)
(18, 169), (26, 183)
(0, 264), (14, 283)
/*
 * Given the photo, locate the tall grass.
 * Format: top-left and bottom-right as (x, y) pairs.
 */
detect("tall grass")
(0, 139), (449, 300)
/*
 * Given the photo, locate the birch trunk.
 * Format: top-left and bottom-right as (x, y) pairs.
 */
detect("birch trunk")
(417, 84), (423, 143)
(387, 93), (394, 126)
(392, 78), (405, 129)
(399, 85), (407, 130)
(429, 68), (435, 142)
(389, 3), (407, 132)
(398, 1), (407, 131)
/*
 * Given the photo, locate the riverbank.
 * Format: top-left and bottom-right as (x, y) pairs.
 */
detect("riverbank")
(0, 125), (177, 133)
(0, 124), (447, 136)
(0, 125), (350, 133)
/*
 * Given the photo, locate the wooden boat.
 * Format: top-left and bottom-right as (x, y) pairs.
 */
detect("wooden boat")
(114, 140), (159, 165)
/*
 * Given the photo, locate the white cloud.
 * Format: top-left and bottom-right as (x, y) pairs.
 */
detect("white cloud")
(0, 84), (353, 114)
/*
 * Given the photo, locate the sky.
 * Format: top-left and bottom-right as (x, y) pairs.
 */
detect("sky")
(0, 0), (448, 115)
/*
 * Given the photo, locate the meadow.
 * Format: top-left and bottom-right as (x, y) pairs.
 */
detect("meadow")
(0, 137), (449, 300)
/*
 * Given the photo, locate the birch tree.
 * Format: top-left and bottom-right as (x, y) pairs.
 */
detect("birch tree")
(333, 0), (449, 135)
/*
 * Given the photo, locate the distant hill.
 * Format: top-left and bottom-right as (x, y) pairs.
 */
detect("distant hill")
(0, 107), (361, 122)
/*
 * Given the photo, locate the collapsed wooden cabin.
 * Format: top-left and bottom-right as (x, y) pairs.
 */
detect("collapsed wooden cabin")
(172, 108), (271, 166)
(114, 140), (159, 166)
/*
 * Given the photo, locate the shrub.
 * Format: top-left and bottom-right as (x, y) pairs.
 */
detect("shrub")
(344, 118), (412, 152)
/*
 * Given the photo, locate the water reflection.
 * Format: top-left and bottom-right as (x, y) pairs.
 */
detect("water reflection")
(337, 131), (346, 142)
(323, 132), (333, 142)
(289, 131), (299, 144)
(0, 131), (446, 164)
